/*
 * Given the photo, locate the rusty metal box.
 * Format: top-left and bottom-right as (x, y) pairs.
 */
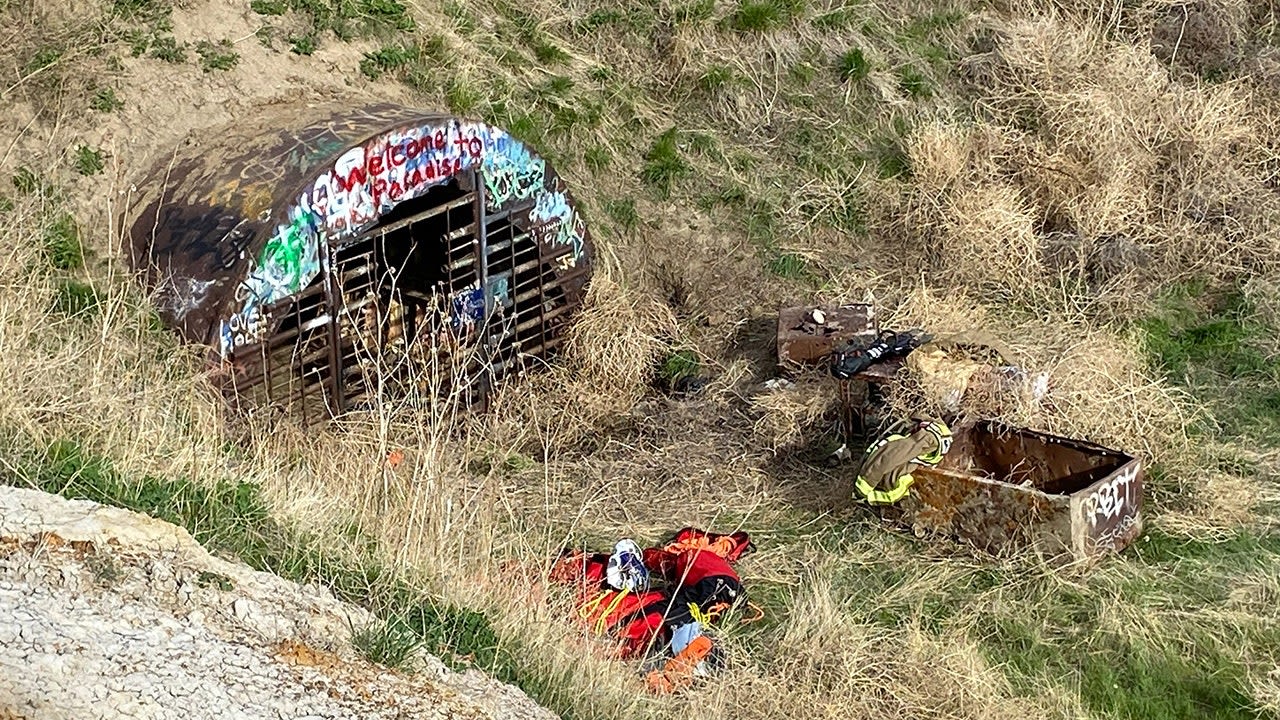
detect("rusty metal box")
(902, 421), (1144, 560)
(777, 304), (878, 369)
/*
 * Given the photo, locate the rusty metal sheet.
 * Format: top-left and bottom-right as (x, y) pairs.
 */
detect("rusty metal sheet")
(777, 304), (877, 368)
(909, 466), (1074, 556)
(899, 421), (1143, 561)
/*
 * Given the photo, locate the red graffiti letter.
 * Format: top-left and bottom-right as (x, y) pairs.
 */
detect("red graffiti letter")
(333, 166), (367, 193)
(369, 154), (385, 177)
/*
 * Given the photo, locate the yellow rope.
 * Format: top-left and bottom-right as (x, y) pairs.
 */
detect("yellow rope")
(579, 589), (631, 635)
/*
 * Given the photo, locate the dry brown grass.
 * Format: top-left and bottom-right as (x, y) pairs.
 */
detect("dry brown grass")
(1, 0), (1279, 719)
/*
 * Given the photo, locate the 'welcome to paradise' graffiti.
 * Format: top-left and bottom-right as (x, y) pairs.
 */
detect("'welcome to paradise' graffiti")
(218, 120), (586, 356)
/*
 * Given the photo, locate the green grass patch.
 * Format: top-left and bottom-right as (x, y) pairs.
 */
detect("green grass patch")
(837, 48), (870, 81)
(90, 87), (124, 112)
(74, 146), (106, 176)
(360, 44), (413, 78)
(250, 0), (414, 51)
(698, 63), (740, 93)
(53, 280), (102, 318)
(742, 198), (775, 242)
(674, 0), (716, 25)
(249, 0), (288, 13)
(603, 198), (639, 232)
(24, 47), (62, 76)
(44, 213), (85, 271)
(974, 529), (1280, 720)
(533, 39), (571, 65)
(445, 78), (482, 115)
(584, 145), (610, 172)
(659, 349), (701, 386)
(12, 167), (48, 196)
(984, 614), (1257, 720)
(442, 0), (477, 34)
(641, 127), (691, 198)
(148, 36), (188, 63)
(576, 7), (624, 33)
(1139, 285), (1272, 381)
(1138, 283), (1280, 441)
(196, 39), (239, 72)
(728, 0), (799, 32)
(903, 7), (966, 40)
(898, 65), (932, 98)
(1134, 527), (1280, 569)
(789, 59), (817, 85)
(864, 137), (912, 179)
(352, 615), (425, 669)
(289, 33), (318, 55)
(766, 250), (809, 280)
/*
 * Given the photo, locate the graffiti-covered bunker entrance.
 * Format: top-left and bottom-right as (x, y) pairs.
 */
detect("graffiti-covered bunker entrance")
(130, 104), (594, 420)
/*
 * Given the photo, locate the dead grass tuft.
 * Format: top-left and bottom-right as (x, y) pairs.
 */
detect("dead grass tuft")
(748, 376), (839, 452)
(940, 183), (1041, 292)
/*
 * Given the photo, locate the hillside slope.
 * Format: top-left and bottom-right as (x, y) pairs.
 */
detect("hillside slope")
(1, 0), (1279, 719)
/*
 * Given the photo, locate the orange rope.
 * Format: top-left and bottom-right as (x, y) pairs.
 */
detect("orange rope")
(740, 601), (765, 624)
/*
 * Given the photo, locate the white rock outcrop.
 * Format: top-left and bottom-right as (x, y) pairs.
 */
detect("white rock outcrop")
(0, 485), (556, 720)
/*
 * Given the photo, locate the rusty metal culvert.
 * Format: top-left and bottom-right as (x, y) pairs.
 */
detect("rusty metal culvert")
(128, 103), (594, 420)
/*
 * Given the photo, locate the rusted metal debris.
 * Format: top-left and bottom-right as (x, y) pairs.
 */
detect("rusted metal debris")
(902, 421), (1144, 560)
(128, 103), (594, 420)
(777, 304), (878, 369)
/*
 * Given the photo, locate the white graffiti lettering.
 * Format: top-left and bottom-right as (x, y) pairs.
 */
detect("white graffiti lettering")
(530, 186), (587, 269)
(1083, 462), (1141, 527)
(164, 277), (216, 321)
(1092, 513), (1140, 551)
(220, 305), (269, 358)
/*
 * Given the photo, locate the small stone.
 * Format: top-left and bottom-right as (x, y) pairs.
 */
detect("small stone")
(232, 598), (251, 621)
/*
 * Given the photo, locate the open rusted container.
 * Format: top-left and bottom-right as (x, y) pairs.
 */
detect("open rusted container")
(903, 421), (1144, 560)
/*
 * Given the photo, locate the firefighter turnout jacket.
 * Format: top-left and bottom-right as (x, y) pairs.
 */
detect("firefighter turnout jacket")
(854, 420), (952, 505)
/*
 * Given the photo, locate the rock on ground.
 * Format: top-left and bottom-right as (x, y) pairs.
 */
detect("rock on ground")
(0, 485), (556, 720)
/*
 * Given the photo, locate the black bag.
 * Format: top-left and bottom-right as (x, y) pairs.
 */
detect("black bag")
(830, 329), (932, 379)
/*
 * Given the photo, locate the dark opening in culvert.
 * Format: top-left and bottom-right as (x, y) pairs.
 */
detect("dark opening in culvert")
(127, 103), (595, 423)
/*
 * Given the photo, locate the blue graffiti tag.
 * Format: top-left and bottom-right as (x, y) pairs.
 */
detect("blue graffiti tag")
(529, 188), (586, 266)
(482, 130), (546, 209)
